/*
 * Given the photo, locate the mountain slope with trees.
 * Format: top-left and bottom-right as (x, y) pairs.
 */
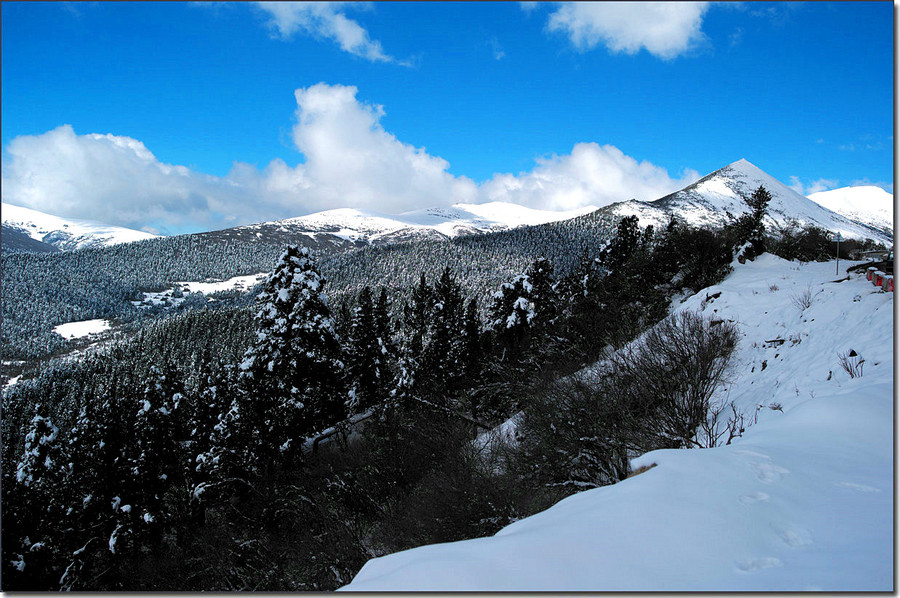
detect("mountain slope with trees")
(342, 255), (893, 592)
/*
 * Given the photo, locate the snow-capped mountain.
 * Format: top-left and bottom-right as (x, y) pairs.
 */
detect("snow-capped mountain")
(1, 202), (158, 251)
(232, 202), (598, 245)
(343, 255), (893, 591)
(602, 159), (892, 244)
(807, 186), (893, 236)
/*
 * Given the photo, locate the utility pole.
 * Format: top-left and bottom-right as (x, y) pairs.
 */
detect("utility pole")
(834, 232), (843, 275)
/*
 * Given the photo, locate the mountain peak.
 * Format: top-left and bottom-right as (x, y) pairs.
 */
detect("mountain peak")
(620, 160), (892, 244)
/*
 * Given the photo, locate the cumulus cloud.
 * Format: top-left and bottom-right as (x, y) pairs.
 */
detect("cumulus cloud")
(546, 1), (709, 60)
(1, 84), (701, 233)
(254, 2), (400, 64)
(242, 82), (479, 212)
(0, 125), (244, 233)
(788, 176), (839, 196)
(482, 143), (700, 211)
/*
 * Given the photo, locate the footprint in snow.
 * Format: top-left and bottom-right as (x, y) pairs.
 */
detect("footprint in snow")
(749, 461), (790, 484)
(769, 522), (813, 547)
(738, 491), (770, 505)
(735, 557), (783, 572)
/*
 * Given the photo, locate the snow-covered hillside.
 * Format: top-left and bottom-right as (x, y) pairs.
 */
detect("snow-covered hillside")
(1, 202), (158, 251)
(808, 186), (894, 236)
(342, 255), (893, 591)
(606, 160), (892, 245)
(235, 202), (597, 244)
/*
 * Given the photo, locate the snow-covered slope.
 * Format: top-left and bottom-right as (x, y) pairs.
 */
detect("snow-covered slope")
(235, 202), (597, 245)
(808, 186), (894, 236)
(605, 160), (892, 244)
(1, 202), (158, 251)
(342, 255), (893, 591)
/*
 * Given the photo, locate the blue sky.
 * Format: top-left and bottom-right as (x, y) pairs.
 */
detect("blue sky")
(1, 1), (893, 234)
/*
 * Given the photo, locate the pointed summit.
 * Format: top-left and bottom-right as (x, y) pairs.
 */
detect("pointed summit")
(607, 160), (891, 244)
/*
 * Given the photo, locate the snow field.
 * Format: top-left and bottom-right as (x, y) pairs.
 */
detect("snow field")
(131, 273), (266, 309)
(342, 255), (893, 591)
(52, 319), (111, 340)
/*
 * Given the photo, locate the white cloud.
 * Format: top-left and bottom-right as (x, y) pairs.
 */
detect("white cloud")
(254, 2), (399, 64)
(788, 176), (840, 196)
(254, 82), (479, 212)
(482, 143), (699, 211)
(490, 38), (506, 60)
(546, 1), (709, 59)
(1, 84), (701, 233)
(0, 125), (245, 233)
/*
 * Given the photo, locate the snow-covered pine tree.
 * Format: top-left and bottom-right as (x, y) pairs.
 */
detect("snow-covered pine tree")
(421, 267), (466, 404)
(235, 246), (346, 469)
(5, 405), (70, 589)
(373, 286), (396, 359)
(489, 273), (534, 363)
(524, 257), (558, 331)
(403, 272), (432, 357)
(347, 286), (391, 414)
(125, 363), (186, 540)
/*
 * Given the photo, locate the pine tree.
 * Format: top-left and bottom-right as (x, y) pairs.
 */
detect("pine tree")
(422, 267), (465, 403)
(525, 257), (558, 331)
(403, 272), (432, 357)
(741, 185), (772, 256)
(373, 286), (396, 359)
(489, 273), (534, 363)
(234, 246), (346, 470)
(6, 405), (70, 589)
(126, 363), (185, 537)
(347, 286), (391, 413)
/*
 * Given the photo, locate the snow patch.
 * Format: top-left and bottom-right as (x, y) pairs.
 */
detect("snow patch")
(53, 319), (111, 340)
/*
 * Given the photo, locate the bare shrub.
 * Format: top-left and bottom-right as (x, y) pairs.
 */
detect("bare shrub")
(605, 310), (739, 449)
(837, 349), (865, 378)
(791, 286), (813, 312)
(697, 401), (746, 448)
(515, 373), (635, 490)
(515, 310), (739, 491)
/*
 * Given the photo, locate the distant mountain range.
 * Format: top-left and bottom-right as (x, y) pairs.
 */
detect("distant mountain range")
(1, 159), (891, 254)
(227, 202), (599, 245)
(1, 202), (158, 252)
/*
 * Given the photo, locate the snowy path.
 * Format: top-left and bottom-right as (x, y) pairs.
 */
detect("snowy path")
(342, 255), (893, 591)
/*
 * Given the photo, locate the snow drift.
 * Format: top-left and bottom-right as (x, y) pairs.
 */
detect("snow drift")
(342, 254), (893, 591)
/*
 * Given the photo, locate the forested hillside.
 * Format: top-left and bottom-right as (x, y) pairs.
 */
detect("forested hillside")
(4, 205), (753, 590)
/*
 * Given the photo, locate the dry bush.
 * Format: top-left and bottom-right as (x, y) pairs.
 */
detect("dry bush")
(790, 286), (813, 312)
(837, 349), (865, 378)
(515, 310), (740, 491)
(605, 310), (739, 449)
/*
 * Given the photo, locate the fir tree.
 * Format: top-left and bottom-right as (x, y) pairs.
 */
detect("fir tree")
(422, 267), (465, 403)
(740, 185), (772, 257)
(235, 246), (346, 470)
(347, 286), (391, 413)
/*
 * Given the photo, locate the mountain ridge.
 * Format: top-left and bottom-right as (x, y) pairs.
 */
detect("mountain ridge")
(1, 202), (158, 251)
